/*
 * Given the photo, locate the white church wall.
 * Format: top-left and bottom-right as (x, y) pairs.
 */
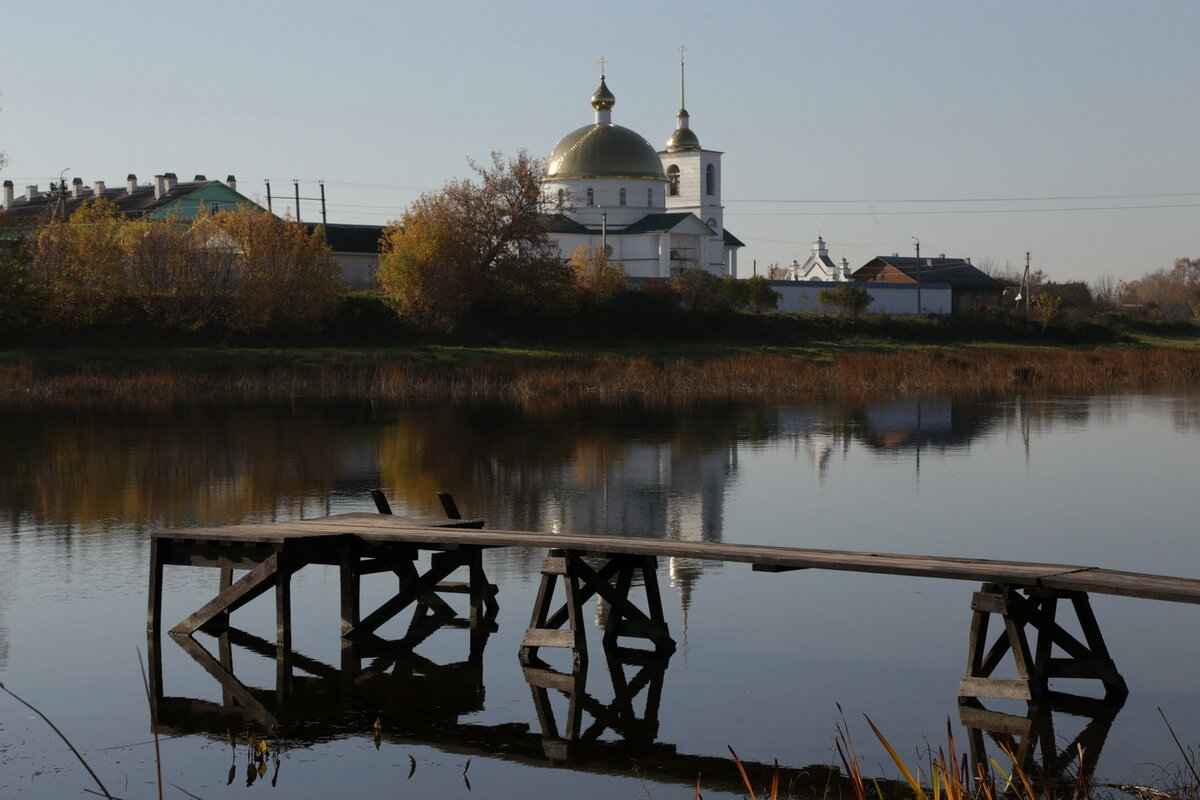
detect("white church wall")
(768, 281), (952, 315)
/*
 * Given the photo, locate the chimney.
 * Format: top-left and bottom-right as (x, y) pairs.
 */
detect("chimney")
(2, 180), (13, 209)
(93, 180), (106, 198)
(938, 253), (945, 258)
(966, 257), (972, 265)
(193, 174), (207, 182)
(127, 174), (138, 194)
(25, 185), (37, 201)
(226, 175), (237, 192)
(71, 177), (84, 198)
(153, 174), (165, 199)
(164, 172), (177, 191)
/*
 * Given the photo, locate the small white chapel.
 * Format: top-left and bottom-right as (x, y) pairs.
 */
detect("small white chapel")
(541, 55), (743, 279)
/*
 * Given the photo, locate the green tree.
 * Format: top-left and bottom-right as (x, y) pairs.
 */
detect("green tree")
(816, 284), (870, 316)
(741, 275), (780, 313)
(377, 151), (569, 331)
(673, 268), (729, 312)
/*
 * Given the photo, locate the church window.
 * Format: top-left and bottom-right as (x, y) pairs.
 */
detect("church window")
(706, 164), (715, 196)
(619, 187), (626, 206)
(556, 188), (564, 209)
(647, 187), (653, 206)
(586, 187), (594, 206)
(707, 217), (717, 229)
(667, 165), (680, 196)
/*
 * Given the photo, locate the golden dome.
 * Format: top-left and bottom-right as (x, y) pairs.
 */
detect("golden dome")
(546, 123), (667, 180)
(666, 108), (701, 152)
(666, 127), (701, 152)
(591, 77), (615, 110)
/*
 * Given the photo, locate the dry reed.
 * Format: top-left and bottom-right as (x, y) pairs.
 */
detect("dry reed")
(3, 347), (1200, 399)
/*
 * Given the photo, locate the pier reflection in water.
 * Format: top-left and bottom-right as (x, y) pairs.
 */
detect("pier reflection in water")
(151, 620), (846, 794)
(150, 575), (1124, 794)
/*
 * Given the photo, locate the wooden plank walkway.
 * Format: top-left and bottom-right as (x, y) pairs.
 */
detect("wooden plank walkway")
(150, 510), (1200, 710)
(154, 511), (1200, 604)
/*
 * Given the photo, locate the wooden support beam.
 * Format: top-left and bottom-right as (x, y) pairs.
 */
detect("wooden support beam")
(752, 563), (809, 573)
(147, 537), (164, 635)
(170, 554), (281, 636)
(958, 583), (1127, 708)
(520, 550), (675, 670)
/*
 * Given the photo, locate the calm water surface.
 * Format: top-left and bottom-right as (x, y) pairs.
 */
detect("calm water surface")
(1, 393), (1198, 798)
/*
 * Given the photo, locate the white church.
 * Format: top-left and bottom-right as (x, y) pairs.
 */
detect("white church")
(541, 64), (743, 278)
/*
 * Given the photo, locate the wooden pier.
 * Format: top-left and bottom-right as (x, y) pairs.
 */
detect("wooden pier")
(150, 508), (1200, 709)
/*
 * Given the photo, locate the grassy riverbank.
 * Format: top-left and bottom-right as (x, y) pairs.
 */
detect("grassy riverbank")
(3, 334), (1200, 398)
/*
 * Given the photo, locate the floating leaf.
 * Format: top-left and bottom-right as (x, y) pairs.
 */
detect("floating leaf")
(226, 763), (236, 786)
(407, 754), (417, 780)
(373, 716), (382, 732)
(258, 762), (268, 778)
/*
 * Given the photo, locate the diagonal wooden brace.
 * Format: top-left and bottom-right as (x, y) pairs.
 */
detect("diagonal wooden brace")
(170, 554), (281, 637)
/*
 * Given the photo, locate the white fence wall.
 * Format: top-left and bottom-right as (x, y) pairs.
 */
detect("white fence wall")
(767, 280), (951, 316)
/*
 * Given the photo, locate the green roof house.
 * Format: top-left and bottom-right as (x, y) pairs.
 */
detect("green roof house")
(1, 173), (258, 221)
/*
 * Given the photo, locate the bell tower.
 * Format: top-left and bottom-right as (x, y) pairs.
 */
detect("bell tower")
(658, 45), (726, 271)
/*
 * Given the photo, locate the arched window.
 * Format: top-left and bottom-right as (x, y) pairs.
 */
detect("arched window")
(586, 187), (594, 206)
(619, 187), (626, 206)
(647, 187), (653, 206)
(556, 188), (564, 209)
(667, 165), (680, 197)
(705, 164), (715, 196)
(707, 217), (717, 230)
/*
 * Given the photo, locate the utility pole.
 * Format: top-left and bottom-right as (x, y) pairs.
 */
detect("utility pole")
(912, 236), (922, 316)
(600, 207), (607, 256)
(1021, 251), (1031, 316)
(319, 181), (328, 243)
(265, 179), (273, 213)
(293, 179), (301, 223)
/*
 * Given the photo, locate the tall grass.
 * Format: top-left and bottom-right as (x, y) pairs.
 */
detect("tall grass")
(3, 347), (1200, 398)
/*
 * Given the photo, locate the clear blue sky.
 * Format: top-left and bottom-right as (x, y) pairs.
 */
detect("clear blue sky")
(3, 1), (1197, 283)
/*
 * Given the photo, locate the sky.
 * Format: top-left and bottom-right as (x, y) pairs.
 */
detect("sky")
(2, 1), (1197, 284)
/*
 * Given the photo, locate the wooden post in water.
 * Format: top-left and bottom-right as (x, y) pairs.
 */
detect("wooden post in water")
(959, 583), (1128, 709)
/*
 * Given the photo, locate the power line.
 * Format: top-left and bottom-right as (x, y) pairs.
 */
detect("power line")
(728, 191), (1200, 204)
(725, 202), (1200, 217)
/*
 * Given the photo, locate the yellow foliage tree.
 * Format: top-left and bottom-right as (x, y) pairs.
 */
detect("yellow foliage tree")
(377, 151), (570, 331)
(210, 207), (341, 332)
(568, 245), (626, 302)
(26, 198), (127, 325)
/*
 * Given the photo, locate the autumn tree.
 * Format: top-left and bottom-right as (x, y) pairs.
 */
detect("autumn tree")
(568, 244), (626, 303)
(122, 216), (237, 330)
(1121, 258), (1200, 319)
(1030, 291), (1063, 332)
(377, 151), (570, 331)
(25, 198), (128, 325)
(210, 206), (341, 332)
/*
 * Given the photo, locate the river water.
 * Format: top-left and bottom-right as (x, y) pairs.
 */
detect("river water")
(1, 392), (1197, 798)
